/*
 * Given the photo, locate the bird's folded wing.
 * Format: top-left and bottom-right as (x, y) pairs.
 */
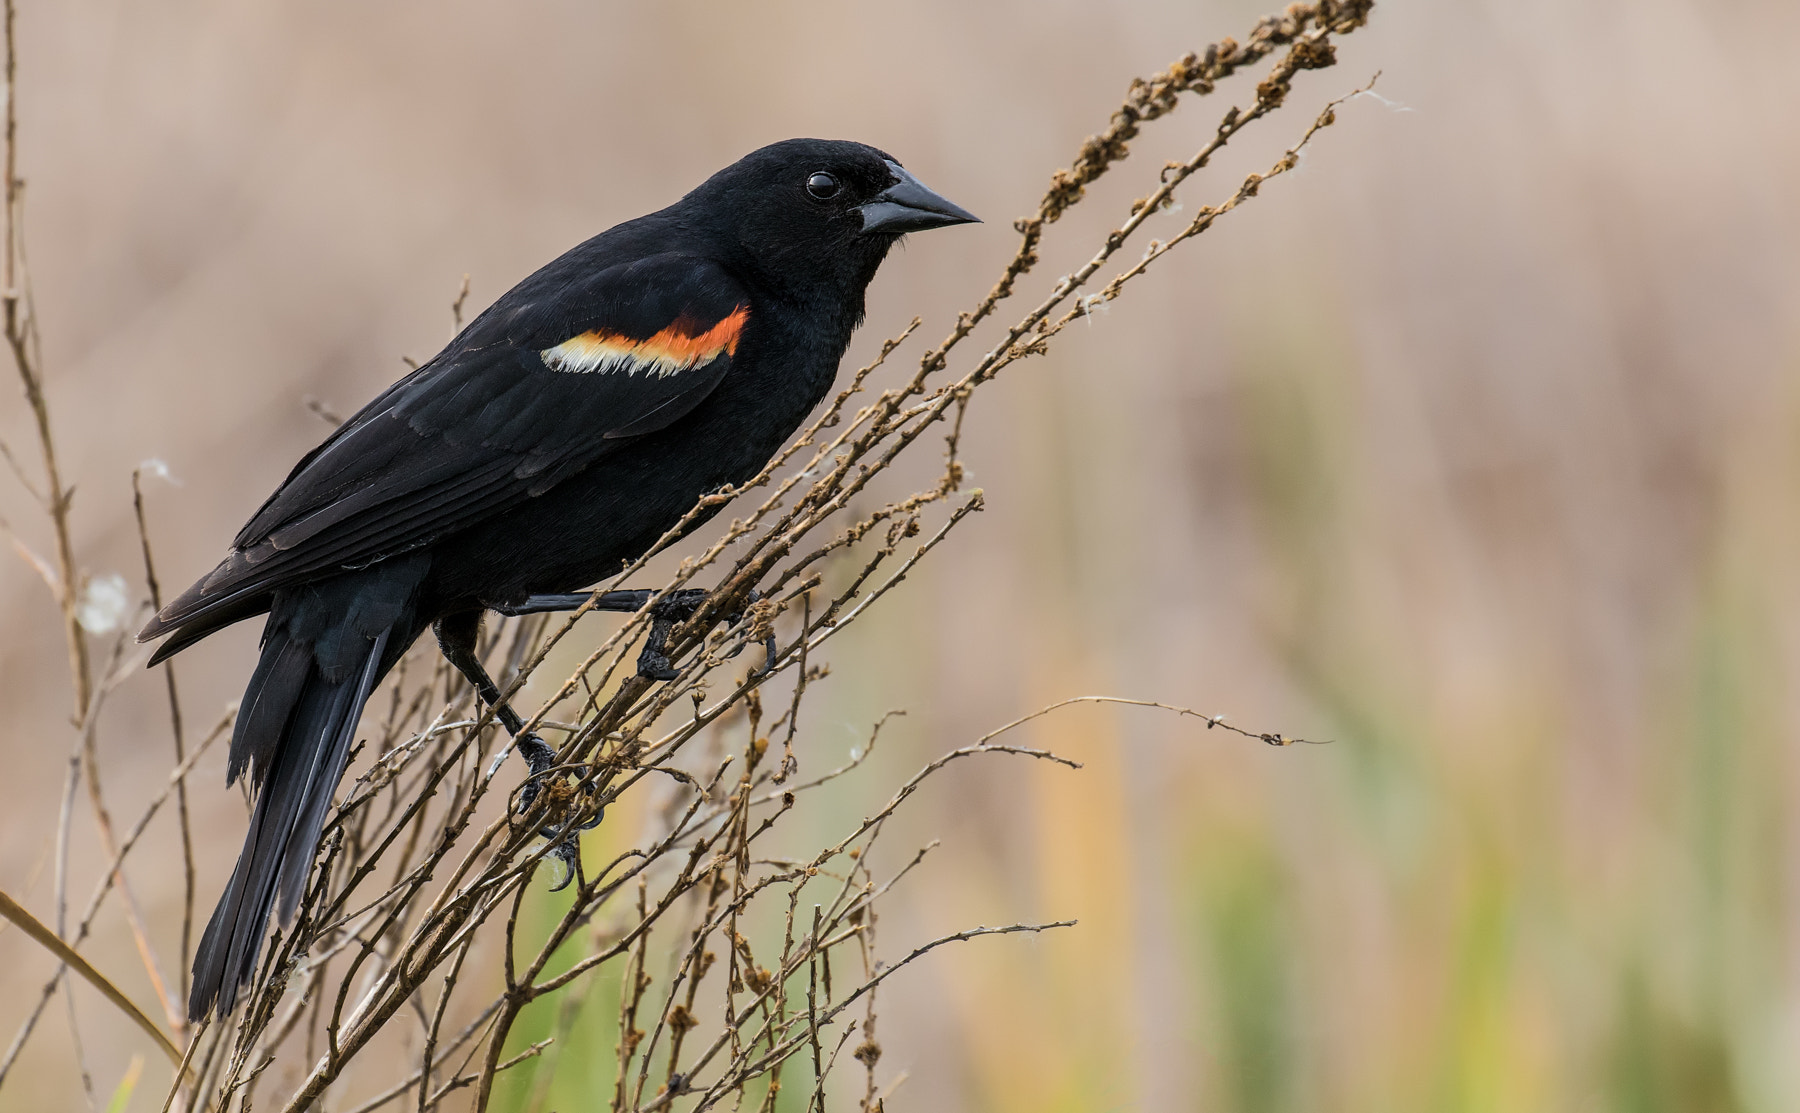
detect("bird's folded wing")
(142, 253), (750, 640)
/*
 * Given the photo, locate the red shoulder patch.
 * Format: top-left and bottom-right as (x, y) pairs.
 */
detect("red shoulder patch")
(542, 304), (749, 377)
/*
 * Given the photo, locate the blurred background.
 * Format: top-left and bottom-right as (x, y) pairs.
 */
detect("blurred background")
(5, 0), (1799, 1109)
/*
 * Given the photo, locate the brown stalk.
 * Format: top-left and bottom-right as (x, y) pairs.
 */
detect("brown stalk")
(1, 0), (88, 724)
(134, 468), (198, 1008)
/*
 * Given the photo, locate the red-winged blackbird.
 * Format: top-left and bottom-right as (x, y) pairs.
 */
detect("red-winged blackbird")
(139, 139), (977, 1021)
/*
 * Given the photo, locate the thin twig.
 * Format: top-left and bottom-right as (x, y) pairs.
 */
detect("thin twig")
(133, 467), (197, 1008)
(1, 0), (89, 721)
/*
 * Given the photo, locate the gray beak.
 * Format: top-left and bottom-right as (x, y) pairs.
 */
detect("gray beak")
(857, 160), (980, 234)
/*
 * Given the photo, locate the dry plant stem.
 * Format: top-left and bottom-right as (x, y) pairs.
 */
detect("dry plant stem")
(160, 1023), (208, 1113)
(61, 956), (96, 1112)
(1047, 75), (1381, 338)
(924, 24), (1247, 360)
(1, 0), (188, 1088)
(1, 0), (89, 723)
(0, 696), (228, 1090)
(331, 1000), (506, 1113)
(609, 880), (652, 1113)
(980, 694), (1329, 749)
(76, 661), (182, 1032)
(73, 712), (234, 952)
(757, 710), (903, 802)
(0, 890), (183, 1072)
(806, 905), (824, 1110)
(0, 733), (83, 1091)
(134, 469), (198, 1008)
(600, 745), (1080, 1103)
(0, 709), (228, 1080)
(852, 858), (880, 1113)
(677, 922), (1076, 1113)
(653, 835), (729, 1097)
(415, 934), (474, 1113)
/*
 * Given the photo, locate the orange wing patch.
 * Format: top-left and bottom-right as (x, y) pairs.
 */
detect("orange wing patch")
(541, 304), (749, 377)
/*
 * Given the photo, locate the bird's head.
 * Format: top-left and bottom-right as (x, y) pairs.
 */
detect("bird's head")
(679, 138), (978, 301)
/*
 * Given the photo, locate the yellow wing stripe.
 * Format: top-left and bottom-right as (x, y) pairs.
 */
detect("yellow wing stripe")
(541, 304), (749, 377)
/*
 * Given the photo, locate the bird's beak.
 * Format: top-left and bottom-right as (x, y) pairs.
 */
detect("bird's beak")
(857, 161), (980, 234)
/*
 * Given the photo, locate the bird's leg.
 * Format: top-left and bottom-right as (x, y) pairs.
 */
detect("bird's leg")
(495, 587), (776, 680)
(434, 611), (552, 775)
(433, 610), (598, 889)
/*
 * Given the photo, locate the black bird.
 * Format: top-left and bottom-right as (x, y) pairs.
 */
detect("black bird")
(139, 139), (977, 1021)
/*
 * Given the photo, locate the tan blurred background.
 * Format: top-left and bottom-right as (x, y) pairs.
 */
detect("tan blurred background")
(5, 0), (1800, 1109)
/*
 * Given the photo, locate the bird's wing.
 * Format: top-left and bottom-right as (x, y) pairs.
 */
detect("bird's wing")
(143, 252), (750, 641)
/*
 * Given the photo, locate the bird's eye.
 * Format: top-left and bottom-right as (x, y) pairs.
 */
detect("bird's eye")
(806, 172), (841, 200)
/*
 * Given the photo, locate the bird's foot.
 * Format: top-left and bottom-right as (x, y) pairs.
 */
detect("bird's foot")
(636, 588), (776, 681)
(635, 589), (710, 680)
(513, 732), (603, 892)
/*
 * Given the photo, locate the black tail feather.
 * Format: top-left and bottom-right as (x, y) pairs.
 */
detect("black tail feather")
(225, 629), (312, 787)
(188, 620), (396, 1022)
(185, 555), (429, 1022)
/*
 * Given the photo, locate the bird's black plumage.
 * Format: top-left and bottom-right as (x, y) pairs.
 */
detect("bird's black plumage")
(141, 138), (976, 1021)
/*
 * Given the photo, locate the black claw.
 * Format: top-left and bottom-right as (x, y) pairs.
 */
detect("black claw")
(545, 835), (582, 892)
(635, 633), (680, 681)
(537, 783), (600, 890)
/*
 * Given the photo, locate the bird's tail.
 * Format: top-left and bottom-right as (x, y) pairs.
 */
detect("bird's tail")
(188, 566), (423, 1022)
